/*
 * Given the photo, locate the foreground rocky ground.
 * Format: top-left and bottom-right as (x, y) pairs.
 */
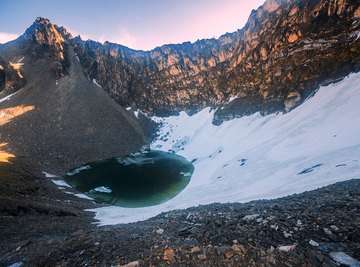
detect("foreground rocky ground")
(0, 160), (359, 267)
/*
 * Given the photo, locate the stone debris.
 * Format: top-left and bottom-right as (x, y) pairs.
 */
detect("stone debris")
(117, 261), (140, 267)
(278, 245), (297, 252)
(1, 169), (359, 267)
(309, 240), (319, 247)
(163, 248), (175, 262)
(155, 228), (164, 235)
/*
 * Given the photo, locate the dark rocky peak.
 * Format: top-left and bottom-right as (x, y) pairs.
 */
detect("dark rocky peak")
(23, 17), (65, 46)
(21, 17), (69, 78)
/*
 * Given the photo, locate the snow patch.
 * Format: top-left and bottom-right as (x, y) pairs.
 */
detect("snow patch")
(92, 79), (102, 87)
(134, 111), (139, 118)
(42, 171), (59, 178)
(227, 96), (238, 103)
(51, 179), (71, 188)
(7, 262), (23, 267)
(93, 186), (112, 193)
(89, 72), (360, 225)
(75, 193), (93, 200)
(0, 90), (20, 104)
(67, 165), (91, 176)
(330, 252), (360, 267)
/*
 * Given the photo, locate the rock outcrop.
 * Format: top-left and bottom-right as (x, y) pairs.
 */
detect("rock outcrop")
(0, 18), (152, 173)
(22, 17), (70, 78)
(68, 0), (360, 122)
(1, 0), (360, 123)
(0, 57), (25, 94)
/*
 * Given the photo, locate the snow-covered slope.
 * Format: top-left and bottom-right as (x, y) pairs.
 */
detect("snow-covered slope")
(90, 72), (360, 225)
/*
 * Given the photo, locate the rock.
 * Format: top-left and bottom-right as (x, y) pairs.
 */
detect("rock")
(278, 245), (296, 252)
(119, 261), (140, 267)
(163, 248), (176, 262)
(225, 251), (234, 259)
(191, 246), (201, 253)
(242, 214), (260, 221)
(309, 240), (319, 247)
(324, 228), (333, 236)
(231, 244), (246, 254)
(284, 91), (301, 111)
(197, 254), (207, 260)
(155, 228), (164, 235)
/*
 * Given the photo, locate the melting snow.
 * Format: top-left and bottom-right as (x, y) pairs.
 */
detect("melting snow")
(74, 193), (93, 200)
(67, 165), (91, 176)
(42, 171), (59, 178)
(51, 179), (71, 188)
(93, 186), (112, 193)
(89, 72), (360, 225)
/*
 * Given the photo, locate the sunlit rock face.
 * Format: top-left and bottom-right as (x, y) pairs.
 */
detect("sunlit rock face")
(1, 0), (359, 122)
(22, 17), (70, 78)
(0, 57), (25, 94)
(70, 0), (360, 121)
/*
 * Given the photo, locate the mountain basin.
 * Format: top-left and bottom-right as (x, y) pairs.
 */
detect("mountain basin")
(64, 150), (194, 208)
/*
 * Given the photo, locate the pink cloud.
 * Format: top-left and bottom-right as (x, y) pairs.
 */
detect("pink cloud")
(0, 32), (19, 44)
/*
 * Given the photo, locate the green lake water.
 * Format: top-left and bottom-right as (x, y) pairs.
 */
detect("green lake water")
(64, 150), (194, 208)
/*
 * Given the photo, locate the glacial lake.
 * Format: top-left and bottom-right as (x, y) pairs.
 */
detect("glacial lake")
(64, 150), (194, 208)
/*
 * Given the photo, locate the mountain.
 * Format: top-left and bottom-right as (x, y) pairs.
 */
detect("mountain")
(1, 0), (360, 265)
(0, 18), (152, 173)
(1, 0), (359, 121)
(70, 0), (360, 124)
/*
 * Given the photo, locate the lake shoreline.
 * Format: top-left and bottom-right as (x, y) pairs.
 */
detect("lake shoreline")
(1, 160), (359, 266)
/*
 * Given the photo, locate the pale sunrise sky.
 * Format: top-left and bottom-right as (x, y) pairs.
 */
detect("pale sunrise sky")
(0, 0), (264, 50)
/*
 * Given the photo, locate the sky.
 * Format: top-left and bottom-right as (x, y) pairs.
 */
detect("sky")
(0, 0), (264, 51)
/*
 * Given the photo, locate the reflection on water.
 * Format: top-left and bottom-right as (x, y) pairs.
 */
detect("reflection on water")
(64, 150), (194, 208)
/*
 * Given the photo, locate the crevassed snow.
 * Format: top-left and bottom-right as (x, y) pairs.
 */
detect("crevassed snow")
(89, 72), (360, 225)
(92, 79), (102, 87)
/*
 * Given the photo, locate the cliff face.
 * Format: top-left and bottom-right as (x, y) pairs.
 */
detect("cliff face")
(1, 0), (360, 122)
(0, 57), (25, 94)
(69, 0), (360, 121)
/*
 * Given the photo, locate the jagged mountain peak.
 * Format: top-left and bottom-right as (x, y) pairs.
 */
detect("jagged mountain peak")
(1, 0), (360, 120)
(23, 17), (65, 46)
